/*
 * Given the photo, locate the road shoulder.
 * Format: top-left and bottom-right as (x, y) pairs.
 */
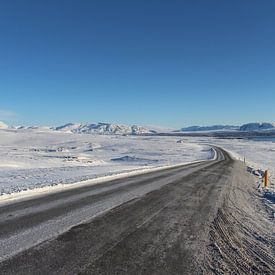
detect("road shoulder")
(205, 161), (275, 274)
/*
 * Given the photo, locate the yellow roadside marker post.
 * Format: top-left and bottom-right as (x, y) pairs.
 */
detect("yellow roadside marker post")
(264, 170), (268, 190)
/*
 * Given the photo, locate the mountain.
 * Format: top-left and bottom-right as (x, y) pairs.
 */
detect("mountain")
(178, 125), (239, 132)
(55, 123), (82, 133)
(6, 121), (275, 135)
(11, 125), (54, 131)
(55, 122), (157, 135)
(240, 122), (275, 132)
(178, 122), (275, 133)
(0, 121), (8, 129)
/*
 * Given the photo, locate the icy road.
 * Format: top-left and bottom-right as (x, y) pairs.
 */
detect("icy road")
(0, 147), (274, 274)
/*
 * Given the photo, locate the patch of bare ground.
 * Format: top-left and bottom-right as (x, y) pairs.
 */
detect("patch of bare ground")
(205, 161), (275, 274)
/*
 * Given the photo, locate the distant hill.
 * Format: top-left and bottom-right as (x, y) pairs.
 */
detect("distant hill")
(55, 122), (157, 135)
(5, 121), (275, 135)
(178, 122), (275, 133)
(11, 125), (54, 131)
(239, 122), (275, 132)
(178, 125), (239, 132)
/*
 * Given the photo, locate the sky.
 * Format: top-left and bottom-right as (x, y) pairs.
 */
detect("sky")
(0, 0), (275, 128)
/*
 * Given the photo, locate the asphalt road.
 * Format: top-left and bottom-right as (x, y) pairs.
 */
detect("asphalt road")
(0, 147), (235, 274)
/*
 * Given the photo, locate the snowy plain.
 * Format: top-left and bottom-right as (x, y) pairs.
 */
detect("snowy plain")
(0, 129), (212, 196)
(0, 128), (274, 197)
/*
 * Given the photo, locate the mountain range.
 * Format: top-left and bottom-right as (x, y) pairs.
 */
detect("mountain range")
(55, 122), (157, 135)
(1, 121), (275, 135)
(178, 125), (239, 132)
(179, 122), (275, 132)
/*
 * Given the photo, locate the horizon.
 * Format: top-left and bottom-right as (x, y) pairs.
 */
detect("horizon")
(1, 119), (275, 130)
(1, 1), (275, 127)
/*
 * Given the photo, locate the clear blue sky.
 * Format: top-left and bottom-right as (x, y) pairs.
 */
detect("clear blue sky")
(0, 0), (274, 128)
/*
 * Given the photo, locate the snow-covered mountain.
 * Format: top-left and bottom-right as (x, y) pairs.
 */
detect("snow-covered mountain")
(178, 122), (275, 133)
(178, 125), (239, 132)
(55, 122), (157, 135)
(0, 121), (8, 129)
(5, 121), (275, 135)
(55, 123), (82, 133)
(11, 125), (54, 131)
(240, 122), (275, 132)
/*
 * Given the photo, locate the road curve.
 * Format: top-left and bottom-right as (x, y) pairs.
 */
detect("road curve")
(0, 146), (233, 274)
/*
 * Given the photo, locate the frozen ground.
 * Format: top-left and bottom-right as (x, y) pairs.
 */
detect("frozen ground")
(0, 129), (212, 195)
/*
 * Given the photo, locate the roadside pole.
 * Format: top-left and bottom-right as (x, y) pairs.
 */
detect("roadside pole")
(264, 170), (268, 190)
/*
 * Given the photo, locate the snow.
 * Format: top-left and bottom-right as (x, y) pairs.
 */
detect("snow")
(192, 137), (275, 191)
(179, 125), (239, 132)
(178, 122), (275, 133)
(240, 122), (275, 131)
(0, 129), (213, 196)
(55, 122), (157, 135)
(1, 127), (274, 198)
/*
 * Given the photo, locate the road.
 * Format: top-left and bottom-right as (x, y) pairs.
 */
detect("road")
(0, 147), (235, 274)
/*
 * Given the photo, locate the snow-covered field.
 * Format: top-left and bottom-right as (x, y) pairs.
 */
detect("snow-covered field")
(0, 129), (212, 196)
(1, 128), (274, 197)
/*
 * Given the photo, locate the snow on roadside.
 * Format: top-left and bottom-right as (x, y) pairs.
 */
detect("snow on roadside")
(192, 137), (275, 192)
(0, 129), (213, 196)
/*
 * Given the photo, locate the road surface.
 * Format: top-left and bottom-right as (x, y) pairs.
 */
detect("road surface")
(0, 147), (235, 274)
